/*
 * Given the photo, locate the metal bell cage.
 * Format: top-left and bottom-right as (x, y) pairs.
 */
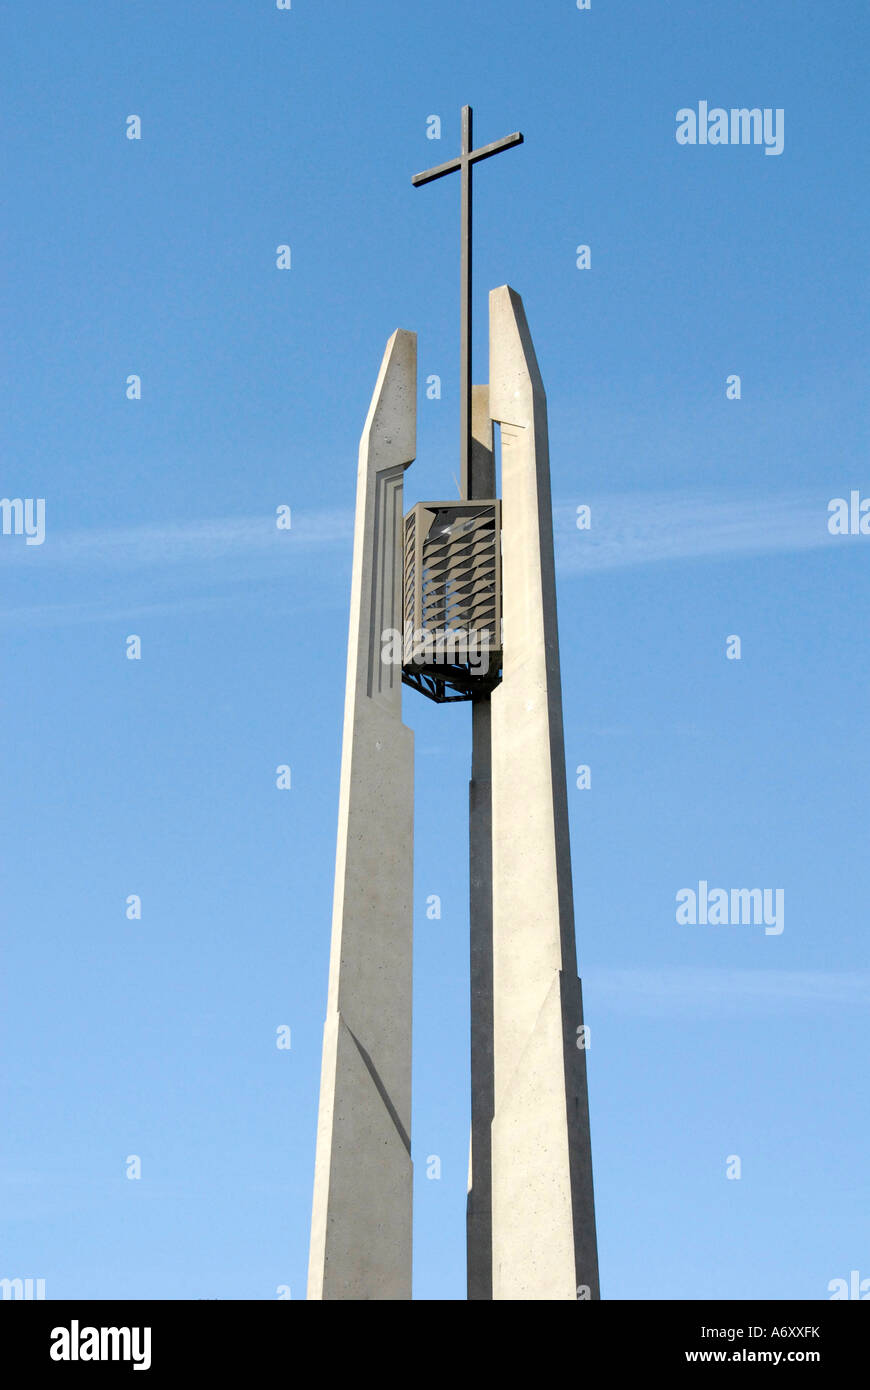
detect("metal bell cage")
(401, 499), (502, 703)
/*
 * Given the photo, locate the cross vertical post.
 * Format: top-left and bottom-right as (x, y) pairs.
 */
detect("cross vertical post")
(412, 105), (523, 498)
(460, 105), (472, 496)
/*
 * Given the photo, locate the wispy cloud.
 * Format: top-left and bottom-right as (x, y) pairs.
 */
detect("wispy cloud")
(0, 489), (843, 627)
(554, 490), (835, 575)
(0, 490), (835, 578)
(0, 509), (356, 626)
(0, 509), (354, 571)
(584, 966), (870, 1017)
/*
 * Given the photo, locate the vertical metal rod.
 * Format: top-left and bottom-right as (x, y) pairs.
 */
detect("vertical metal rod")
(460, 105), (472, 499)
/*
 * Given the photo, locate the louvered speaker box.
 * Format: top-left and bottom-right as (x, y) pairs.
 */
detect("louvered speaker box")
(402, 500), (502, 701)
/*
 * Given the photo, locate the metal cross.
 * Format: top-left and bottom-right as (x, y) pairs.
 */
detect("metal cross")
(412, 106), (523, 498)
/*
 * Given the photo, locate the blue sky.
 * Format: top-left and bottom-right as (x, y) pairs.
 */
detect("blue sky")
(2, 0), (868, 1300)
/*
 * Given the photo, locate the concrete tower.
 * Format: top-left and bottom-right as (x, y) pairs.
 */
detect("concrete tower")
(308, 109), (598, 1302)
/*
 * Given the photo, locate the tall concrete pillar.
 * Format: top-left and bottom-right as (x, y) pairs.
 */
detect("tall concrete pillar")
(488, 286), (599, 1301)
(307, 329), (416, 1301)
(467, 383), (495, 1301)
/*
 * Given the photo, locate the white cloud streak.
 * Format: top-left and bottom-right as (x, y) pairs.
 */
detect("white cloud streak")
(0, 509), (354, 571)
(0, 491), (837, 577)
(0, 490), (843, 626)
(554, 490), (836, 575)
(584, 966), (870, 1017)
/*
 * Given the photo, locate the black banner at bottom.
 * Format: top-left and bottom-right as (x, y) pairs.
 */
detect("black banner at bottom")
(1, 1299), (864, 1374)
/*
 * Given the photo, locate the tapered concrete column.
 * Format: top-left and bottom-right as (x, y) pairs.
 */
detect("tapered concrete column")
(488, 287), (599, 1301)
(467, 384), (495, 1301)
(307, 330), (416, 1301)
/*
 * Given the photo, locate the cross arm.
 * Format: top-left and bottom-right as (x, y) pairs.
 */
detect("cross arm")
(467, 130), (523, 167)
(411, 131), (524, 188)
(411, 155), (462, 187)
